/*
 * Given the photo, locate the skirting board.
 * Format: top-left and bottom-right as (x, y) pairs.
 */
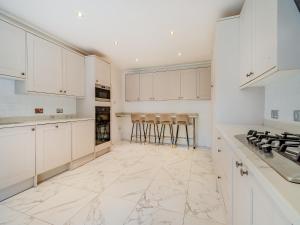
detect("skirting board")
(69, 153), (95, 170)
(0, 178), (34, 202)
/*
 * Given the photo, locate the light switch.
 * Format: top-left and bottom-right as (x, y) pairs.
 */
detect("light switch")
(271, 110), (279, 119)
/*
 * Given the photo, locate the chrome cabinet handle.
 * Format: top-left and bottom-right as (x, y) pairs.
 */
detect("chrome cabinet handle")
(217, 149), (221, 152)
(217, 137), (221, 140)
(55, 125), (59, 128)
(64, 90), (67, 94)
(31, 128), (35, 131)
(21, 72), (25, 75)
(59, 90), (63, 93)
(236, 161), (243, 168)
(240, 168), (248, 176)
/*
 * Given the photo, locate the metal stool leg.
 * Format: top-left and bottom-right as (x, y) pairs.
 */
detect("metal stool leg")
(162, 124), (166, 144)
(130, 122), (135, 143)
(169, 124), (174, 145)
(139, 123), (142, 143)
(159, 124), (164, 144)
(154, 123), (157, 143)
(135, 122), (138, 143)
(175, 124), (179, 146)
(145, 124), (148, 143)
(185, 124), (189, 148)
(156, 124), (160, 143)
(149, 124), (152, 143)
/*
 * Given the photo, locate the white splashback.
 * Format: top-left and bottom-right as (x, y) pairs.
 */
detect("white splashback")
(0, 78), (76, 117)
(264, 74), (300, 123)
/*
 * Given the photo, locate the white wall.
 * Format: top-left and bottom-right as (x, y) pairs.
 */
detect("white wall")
(0, 78), (76, 117)
(264, 74), (300, 123)
(119, 73), (212, 147)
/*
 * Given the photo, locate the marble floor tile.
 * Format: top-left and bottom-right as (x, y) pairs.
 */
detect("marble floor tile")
(1, 181), (66, 213)
(0, 143), (226, 225)
(0, 205), (50, 225)
(65, 195), (136, 225)
(125, 204), (184, 225)
(26, 186), (97, 225)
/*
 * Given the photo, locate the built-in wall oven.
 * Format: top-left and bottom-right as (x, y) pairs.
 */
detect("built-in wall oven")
(95, 84), (110, 102)
(95, 106), (110, 145)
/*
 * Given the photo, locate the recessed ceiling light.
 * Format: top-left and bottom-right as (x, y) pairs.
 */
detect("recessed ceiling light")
(114, 41), (118, 46)
(76, 11), (84, 18)
(170, 30), (174, 36)
(177, 52), (182, 57)
(135, 58), (139, 62)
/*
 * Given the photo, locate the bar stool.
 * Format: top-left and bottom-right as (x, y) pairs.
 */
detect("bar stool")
(174, 114), (190, 148)
(158, 113), (174, 145)
(144, 113), (159, 143)
(130, 113), (145, 143)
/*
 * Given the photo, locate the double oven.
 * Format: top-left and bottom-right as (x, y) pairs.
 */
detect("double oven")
(95, 84), (111, 145)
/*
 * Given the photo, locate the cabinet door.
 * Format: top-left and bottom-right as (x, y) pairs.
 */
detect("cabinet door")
(72, 120), (95, 160)
(153, 71), (180, 100)
(36, 123), (71, 174)
(63, 49), (85, 97)
(252, 178), (291, 225)
(233, 157), (251, 225)
(253, 0), (277, 77)
(0, 20), (26, 79)
(197, 67), (211, 99)
(125, 73), (140, 101)
(95, 59), (111, 86)
(0, 126), (35, 190)
(180, 69), (197, 100)
(140, 73), (154, 101)
(240, 0), (254, 85)
(27, 33), (62, 94)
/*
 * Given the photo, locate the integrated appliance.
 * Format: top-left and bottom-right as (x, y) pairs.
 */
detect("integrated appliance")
(95, 106), (110, 145)
(235, 130), (300, 184)
(95, 84), (110, 102)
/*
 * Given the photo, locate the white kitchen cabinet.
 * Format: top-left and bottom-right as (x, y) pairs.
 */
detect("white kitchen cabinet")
(0, 126), (35, 190)
(180, 69), (197, 100)
(240, 0), (300, 87)
(36, 123), (71, 174)
(95, 58), (111, 86)
(63, 49), (85, 97)
(252, 177), (291, 225)
(140, 72), (154, 101)
(0, 20), (26, 79)
(125, 73), (140, 101)
(232, 156), (251, 225)
(153, 71), (180, 100)
(239, 0), (254, 85)
(197, 67), (211, 99)
(26, 33), (62, 94)
(71, 120), (95, 160)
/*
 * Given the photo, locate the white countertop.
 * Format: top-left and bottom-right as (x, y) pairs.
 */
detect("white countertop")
(0, 115), (94, 129)
(217, 123), (300, 225)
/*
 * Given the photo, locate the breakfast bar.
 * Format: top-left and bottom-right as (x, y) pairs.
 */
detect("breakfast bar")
(115, 112), (199, 149)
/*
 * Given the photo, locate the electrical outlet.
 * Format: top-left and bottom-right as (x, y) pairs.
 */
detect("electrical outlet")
(271, 110), (279, 119)
(294, 110), (300, 122)
(35, 108), (44, 114)
(56, 108), (64, 114)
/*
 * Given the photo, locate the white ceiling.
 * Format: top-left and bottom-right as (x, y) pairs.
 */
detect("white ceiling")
(0, 0), (244, 69)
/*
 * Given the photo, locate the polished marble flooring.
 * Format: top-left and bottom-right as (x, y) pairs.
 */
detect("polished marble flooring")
(0, 142), (226, 225)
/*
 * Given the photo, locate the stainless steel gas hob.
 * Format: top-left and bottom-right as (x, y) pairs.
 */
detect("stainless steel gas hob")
(235, 130), (300, 184)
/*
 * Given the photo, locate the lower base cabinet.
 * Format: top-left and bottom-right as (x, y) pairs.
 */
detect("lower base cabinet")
(71, 120), (95, 160)
(214, 129), (292, 225)
(36, 123), (71, 174)
(0, 126), (35, 190)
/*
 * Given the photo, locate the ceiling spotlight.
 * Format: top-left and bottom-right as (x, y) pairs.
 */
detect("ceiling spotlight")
(177, 52), (182, 57)
(76, 11), (84, 18)
(114, 41), (118, 46)
(135, 58), (139, 62)
(170, 30), (174, 36)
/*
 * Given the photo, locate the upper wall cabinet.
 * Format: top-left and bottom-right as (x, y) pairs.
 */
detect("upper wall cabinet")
(26, 33), (62, 95)
(197, 67), (211, 99)
(140, 72), (154, 101)
(180, 69), (197, 100)
(240, 0), (300, 87)
(125, 67), (211, 102)
(95, 58), (111, 87)
(125, 73), (140, 101)
(16, 33), (85, 97)
(63, 49), (85, 97)
(154, 71), (181, 100)
(0, 20), (26, 80)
